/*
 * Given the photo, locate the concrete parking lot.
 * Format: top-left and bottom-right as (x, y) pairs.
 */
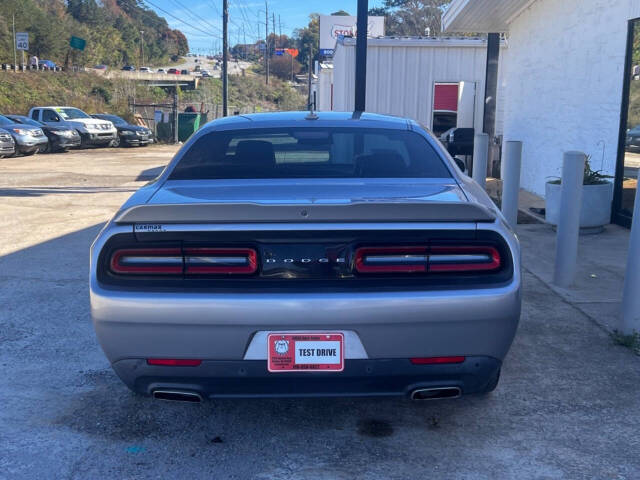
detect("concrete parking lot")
(1, 146), (640, 479)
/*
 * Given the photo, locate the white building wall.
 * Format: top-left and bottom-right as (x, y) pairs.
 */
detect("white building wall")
(332, 38), (506, 135)
(502, 0), (640, 195)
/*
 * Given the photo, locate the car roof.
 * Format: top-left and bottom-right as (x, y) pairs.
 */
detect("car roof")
(200, 111), (411, 132)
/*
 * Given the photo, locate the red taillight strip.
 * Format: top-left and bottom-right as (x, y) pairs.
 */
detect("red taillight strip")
(147, 358), (202, 366)
(110, 248), (183, 274)
(354, 246), (428, 273)
(410, 356), (466, 365)
(353, 245), (502, 274)
(183, 248), (257, 274)
(429, 246), (501, 272)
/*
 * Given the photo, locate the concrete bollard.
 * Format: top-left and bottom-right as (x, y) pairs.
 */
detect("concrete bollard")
(472, 133), (489, 189)
(553, 151), (586, 287)
(501, 141), (523, 228)
(621, 185), (640, 334)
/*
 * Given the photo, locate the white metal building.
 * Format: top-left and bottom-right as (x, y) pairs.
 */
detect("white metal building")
(443, 0), (640, 227)
(329, 37), (506, 136)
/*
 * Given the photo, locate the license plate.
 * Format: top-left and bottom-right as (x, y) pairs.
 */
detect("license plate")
(267, 333), (344, 372)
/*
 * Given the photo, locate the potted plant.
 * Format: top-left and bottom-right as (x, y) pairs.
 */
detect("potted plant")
(545, 159), (614, 234)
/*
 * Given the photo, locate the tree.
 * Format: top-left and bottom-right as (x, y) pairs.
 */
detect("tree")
(268, 53), (302, 81)
(293, 13), (319, 72)
(331, 10), (350, 16)
(369, 0), (451, 37)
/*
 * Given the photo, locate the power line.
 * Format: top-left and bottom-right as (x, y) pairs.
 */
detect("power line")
(142, 0), (220, 38)
(166, 0), (222, 33)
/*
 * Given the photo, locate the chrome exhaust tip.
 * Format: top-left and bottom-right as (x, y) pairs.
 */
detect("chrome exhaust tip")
(410, 387), (462, 401)
(152, 389), (203, 403)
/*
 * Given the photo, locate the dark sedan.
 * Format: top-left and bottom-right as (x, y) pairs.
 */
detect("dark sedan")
(6, 115), (81, 153)
(91, 114), (153, 147)
(627, 125), (640, 151)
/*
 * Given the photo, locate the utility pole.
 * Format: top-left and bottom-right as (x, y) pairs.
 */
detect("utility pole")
(272, 13), (276, 48)
(222, 0), (229, 116)
(264, 1), (269, 85)
(307, 45), (312, 109)
(140, 30), (144, 66)
(243, 24), (246, 61)
(12, 13), (17, 68)
(279, 15), (282, 41)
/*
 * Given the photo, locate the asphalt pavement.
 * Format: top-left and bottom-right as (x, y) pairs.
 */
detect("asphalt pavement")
(1, 146), (639, 479)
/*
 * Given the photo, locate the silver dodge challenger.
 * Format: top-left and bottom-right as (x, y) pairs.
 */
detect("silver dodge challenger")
(90, 111), (521, 402)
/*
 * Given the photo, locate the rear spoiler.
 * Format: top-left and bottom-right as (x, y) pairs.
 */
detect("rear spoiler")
(114, 202), (496, 224)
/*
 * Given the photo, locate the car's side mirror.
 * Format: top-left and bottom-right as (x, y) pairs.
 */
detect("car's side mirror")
(454, 157), (467, 174)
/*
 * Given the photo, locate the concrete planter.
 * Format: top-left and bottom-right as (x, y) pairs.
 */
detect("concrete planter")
(545, 181), (614, 233)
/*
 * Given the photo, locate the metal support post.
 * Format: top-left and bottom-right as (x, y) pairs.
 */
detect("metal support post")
(472, 133), (489, 189)
(553, 151), (586, 287)
(354, 0), (368, 111)
(501, 141), (522, 228)
(621, 185), (640, 334)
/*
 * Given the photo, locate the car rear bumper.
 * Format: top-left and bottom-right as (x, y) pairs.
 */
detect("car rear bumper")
(112, 356), (501, 399)
(91, 280), (520, 366)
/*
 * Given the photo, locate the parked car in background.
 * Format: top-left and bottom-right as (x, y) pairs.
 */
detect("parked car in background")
(626, 125), (640, 151)
(29, 106), (116, 148)
(0, 128), (16, 158)
(180, 69), (189, 75)
(167, 68), (180, 74)
(0, 114), (48, 156)
(200, 69), (212, 77)
(156, 68), (167, 74)
(38, 60), (56, 70)
(122, 65), (136, 71)
(5, 114), (81, 153)
(439, 127), (475, 157)
(90, 111), (521, 402)
(139, 67), (154, 73)
(94, 64), (108, 71)
(91, 114), (153, 147)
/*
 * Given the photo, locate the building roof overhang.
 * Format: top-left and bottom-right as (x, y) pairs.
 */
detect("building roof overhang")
(442, 0), (539, 33)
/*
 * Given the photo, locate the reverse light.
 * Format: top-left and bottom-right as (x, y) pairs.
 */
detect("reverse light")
(184, 247), (257, 274)
(110, 248), (183, 274)
(354, 246), (428, 273)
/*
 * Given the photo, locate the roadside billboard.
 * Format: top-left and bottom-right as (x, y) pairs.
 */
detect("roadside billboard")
(319, 15), (384, 56)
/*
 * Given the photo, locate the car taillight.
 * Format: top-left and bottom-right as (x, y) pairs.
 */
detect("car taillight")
(354, 245), (501, 274)
(428, 245), (501, 272)
(109, 247), (258, 275)
(184, 248), (257, 274)
(110, 248), (183, 274)
(354, 246), (428, 273)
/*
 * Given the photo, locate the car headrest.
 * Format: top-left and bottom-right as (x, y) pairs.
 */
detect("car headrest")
(234, 140), (276, 167)
(356, 152), (408, 177)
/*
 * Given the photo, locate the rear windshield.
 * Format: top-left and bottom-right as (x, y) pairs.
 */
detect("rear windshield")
(169, 128), (451, 179)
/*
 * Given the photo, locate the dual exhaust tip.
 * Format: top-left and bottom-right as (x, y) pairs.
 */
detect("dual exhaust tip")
(152, 387), (461, 403)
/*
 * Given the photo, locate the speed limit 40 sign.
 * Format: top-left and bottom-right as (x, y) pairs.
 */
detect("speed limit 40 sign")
(16, 32), (29, 51)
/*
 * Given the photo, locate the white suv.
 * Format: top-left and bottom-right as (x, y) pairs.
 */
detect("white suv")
(29, 106), (117, 147)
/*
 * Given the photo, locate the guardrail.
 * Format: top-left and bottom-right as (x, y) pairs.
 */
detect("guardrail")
(1, 64), (63, 72)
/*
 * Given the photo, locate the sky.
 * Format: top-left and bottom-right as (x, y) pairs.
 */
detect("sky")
(143, 0), (386, 53)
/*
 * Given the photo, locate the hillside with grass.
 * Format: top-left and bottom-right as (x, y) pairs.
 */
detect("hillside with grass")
(0, 0), (188, 67)
(0, 70), (306, 123)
